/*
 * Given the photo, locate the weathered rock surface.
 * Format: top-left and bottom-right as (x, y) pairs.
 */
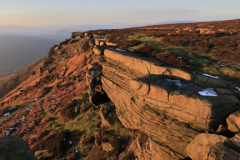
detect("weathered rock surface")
(130, 75), (239, 130)
(0, 136), (37, 160)
(86, 66), (109, 105)
(101, 59), (199, 159)
(93, 45), (107, 56)
(226, 110), (240, 132)
(99, 48), (240, 159)
(105, 41), (117, 46)
(99, 102), (115, 128)
(34, 150), (53, 160)
(207, 141), (240, 160)
(130, 136), (183, 160)
(58, 38), (71, 46)
(186, 133), (227, 160)
(2, 31), (239, 160)
(102, 142), (114, 152)
(225, 133), (240, 153)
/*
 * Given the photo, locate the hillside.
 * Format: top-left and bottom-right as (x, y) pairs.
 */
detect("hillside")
(0, 35), (59, 77)
(1, 19), (240, 160)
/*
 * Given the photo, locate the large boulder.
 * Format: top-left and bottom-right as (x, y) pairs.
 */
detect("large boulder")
(99, 102), (115, 128)
(101, 59), (200, 159)
(226, 110), (240, 132)
(186, 133), (227, 160)
(207, 141), (240, 160)
(105, 41), (117, 46)
(58, 38), (71, 46)
(93, 45), (107, 56)
(130, 136), (184, 160)
(225, 133), (240, 152)
(86, 67), (102, 87)
(130, 75), (239, 130)
(0, 136), (37, 160)
(34, 150), (53, 160)
(102, 142), (114, 152)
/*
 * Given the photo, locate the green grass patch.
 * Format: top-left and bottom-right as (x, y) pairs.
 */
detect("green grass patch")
(128, 34), (162, 44)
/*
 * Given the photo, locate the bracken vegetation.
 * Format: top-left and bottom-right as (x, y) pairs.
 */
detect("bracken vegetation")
(1, 19), (240, 160)
(32, 130), (70, 159)
(0, 56), (45, 99)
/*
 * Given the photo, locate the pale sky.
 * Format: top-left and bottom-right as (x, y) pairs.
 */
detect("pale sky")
(0, 0), (240, 26)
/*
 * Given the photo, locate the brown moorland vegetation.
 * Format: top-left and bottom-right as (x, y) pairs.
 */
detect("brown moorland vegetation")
(1, 19), (240, 160)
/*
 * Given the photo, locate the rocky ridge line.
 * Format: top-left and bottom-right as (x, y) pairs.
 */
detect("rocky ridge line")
(80, 31), (240, 159)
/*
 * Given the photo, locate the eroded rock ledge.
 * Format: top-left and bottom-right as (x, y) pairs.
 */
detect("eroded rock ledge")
(73, 31), (240, 160)
(78, 32), (240, 159)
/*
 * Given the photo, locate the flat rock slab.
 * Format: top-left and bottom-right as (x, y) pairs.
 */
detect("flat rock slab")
(104, 48), (236, 90)
(104, 48), (192, 80)
(131, 75), (239, 130)
(0, 136), (37, 160)
(102, 142), (114, 152)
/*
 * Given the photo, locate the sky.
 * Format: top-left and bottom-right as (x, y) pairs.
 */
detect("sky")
(0, 0), (240, 26)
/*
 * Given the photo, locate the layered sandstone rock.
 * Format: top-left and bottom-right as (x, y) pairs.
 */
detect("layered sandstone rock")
(98, 45), (240, 159)
(186, 134), (227, 160)
(187, 133), (240, 160)
(226, 110), (240, 132)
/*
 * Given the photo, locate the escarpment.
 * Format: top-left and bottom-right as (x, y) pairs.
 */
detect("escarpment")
(1, 29), (240, 160)
(81, 32), (240, 159)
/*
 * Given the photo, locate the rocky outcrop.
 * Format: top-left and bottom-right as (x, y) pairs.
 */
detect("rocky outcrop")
(90, 38), (240, 159)
(1, 30), (240, 159)
(208, 141), (240, 160)
(187, 133), (240, 160)
(86, 65), (109, 106)
(130, 136), (184, 160)
(225, 133), (240, 152)
(226, 110), (240, 132)
(99, 102), (115, 128)
(93, 45), (107, 56)
(102, 142), (114, 152)
(100, 54), (199, 159)
(186, 134), (227, 160)
(0, 136), (37, 160)
(34, 150), (53, 160)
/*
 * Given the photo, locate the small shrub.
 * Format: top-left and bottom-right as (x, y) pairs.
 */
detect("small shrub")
(60, 99), (77, 120)
(66, 148), (77, 160)
(31, 70), (36, 75)
(32, 130), (69, 159)
(81, 136), (95, 146)
(156, 52), (194, 69)
(95, 120), (101, 129)
(74, 131), (81, 140)
(134, 46), (158, 57)
(86, 134), (121, 160)
(118, 40), (141, 49)
(106, 111), (120, 126)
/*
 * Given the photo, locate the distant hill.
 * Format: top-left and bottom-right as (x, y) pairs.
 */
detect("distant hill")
(0, 35), (59, 77)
